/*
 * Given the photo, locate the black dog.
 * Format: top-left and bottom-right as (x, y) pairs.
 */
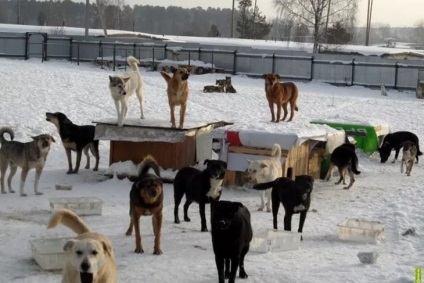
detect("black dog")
(252, 175), (314, 239)
(325, 143), (361, 190)
(46, 112), (99, 174)
(211, 200), (252, 283)
(378, 131), (422, 163)
(173, 159), (227, 232)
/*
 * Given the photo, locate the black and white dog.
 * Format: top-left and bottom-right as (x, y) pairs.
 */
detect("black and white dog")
(173, 159), (227, 232)
(252, 175), (314, 239)
(378, 131), (422, 163)
(211, 200), (252, 283)
(401, 141), (418, 176)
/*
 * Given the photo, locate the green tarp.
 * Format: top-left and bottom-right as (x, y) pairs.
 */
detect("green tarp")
(310, 121), (379, 155)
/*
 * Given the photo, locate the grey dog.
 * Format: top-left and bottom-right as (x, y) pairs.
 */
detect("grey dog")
(0, 127), (55, 196)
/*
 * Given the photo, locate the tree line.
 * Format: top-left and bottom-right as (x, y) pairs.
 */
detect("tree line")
(1, 0), (423, 52)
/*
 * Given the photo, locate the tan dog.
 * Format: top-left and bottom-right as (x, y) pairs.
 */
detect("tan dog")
(160, 66), (191, 128)
(125, 155), (163, 254)
(48, 208), (117, 283)
(247, 144), (282, 212)
(263, 74), (299, 122)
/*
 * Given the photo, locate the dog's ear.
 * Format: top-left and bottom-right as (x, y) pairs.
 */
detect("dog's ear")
(109, 75), (115, 83)
(246, 159), (253, 165)
(63, 239), (76, 251)
(204, 159), (210, 165)
(186, 67), (193, 73)
(122, 77), (130, 83)
(262, 74), (266, 79)
(102, 241), (113, 256)
(50, 135), (56, 143)
(260, 163), (268, 169)
(170, 66), (177, 73)
(276, 74), (281, 79)
(223, 161), (227, 169)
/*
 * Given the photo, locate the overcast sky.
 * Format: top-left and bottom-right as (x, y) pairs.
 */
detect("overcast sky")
(77, 0), (424, 27)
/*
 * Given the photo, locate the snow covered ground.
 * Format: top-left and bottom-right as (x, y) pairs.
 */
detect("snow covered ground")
(0, 57), (423, 283)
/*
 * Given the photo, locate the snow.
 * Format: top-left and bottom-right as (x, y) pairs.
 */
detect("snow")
(0, 55), (424, 283)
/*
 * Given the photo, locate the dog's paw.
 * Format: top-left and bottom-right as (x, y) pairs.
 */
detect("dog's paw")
(35, 192), (43, 196)
(125, 230), (132, 236)
(85, 165), (90, 169)
(1, 191), (6, 194)
(153, 248), (163, 255)
(257, 207), (264, 211)
(9, 189), (15, 193)
(201, 227), (208, 232)
(239, 269), (248, 279)
(134, 247), (144, 254)
(184, 217), (191, 222)
(174, 219), (180, 224)
(20, 193), (28, 197)
(93, 167), (99, 172)
(266, 207), (272, 213)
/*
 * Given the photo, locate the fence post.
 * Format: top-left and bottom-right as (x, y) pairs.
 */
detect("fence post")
(164, 44), (167, 59)
(113, 44), (116, 71)
(133, 43), (136, 57)
(233, 50), (237, 75)
(152, 46), (156, 71)
(69, 37), (73, 62)
(24, 32), (29, 60)
(188, 51), (191, 67)
(198, 47), (201, 61)
(77, 42), (80, 65)
(43, 33), (48, 62)
(211, 50), (214, 72)
(272, 53), (276, 73)
(310, 56), (314, 81)
(98, 41), (102, 59)
(394, 62), (399, 89)
(351, 58), (355, 86)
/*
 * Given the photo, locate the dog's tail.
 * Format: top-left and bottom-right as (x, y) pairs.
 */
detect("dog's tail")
(0, 127), (14, 145)
(160, 71), (171, 83)
(137, 155), (161, 178)
(270, 143), (282, 159)
(127, 56), (140, 72)
(351, 153), (361, 175)
(252, 180), (276, 191)
(48, 208), (91, 235)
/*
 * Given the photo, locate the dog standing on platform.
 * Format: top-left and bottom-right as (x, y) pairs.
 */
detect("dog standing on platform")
(160, 66), (191, 129)
(108, 56), (144, 127)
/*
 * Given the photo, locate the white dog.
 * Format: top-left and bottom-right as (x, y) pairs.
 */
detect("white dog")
(381, 85), (387, 96)
(108, 56), (144, 127)
(401, 141), (418, 176)
(48, 208), (117, 283)
(247, 143), (282, 212)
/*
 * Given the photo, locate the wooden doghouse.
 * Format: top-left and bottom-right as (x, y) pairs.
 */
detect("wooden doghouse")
(94, 118), (228, 170)
(213, 126), (345, 187)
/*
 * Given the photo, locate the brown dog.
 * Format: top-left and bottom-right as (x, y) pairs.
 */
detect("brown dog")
(125, 155), (163, 255)
(160, 66), (192, 129)
(263, 73), (299, 122)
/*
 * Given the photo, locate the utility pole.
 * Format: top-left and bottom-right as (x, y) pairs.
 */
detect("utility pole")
(365, 0), (373, 46)
(231, 0), (235, 38)
(252, 0), (257, 39)
(85, 0), (89, 36)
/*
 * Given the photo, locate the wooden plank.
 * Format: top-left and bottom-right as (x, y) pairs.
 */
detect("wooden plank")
(228, 145), (289, 157)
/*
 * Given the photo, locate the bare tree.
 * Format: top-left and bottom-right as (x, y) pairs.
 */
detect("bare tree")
(96, 0), (108, 36)
(274, 0), (357, 53)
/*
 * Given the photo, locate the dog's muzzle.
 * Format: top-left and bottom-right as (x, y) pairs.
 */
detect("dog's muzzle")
(182, 74), (189, 80)
(42, 141), (50, 148)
